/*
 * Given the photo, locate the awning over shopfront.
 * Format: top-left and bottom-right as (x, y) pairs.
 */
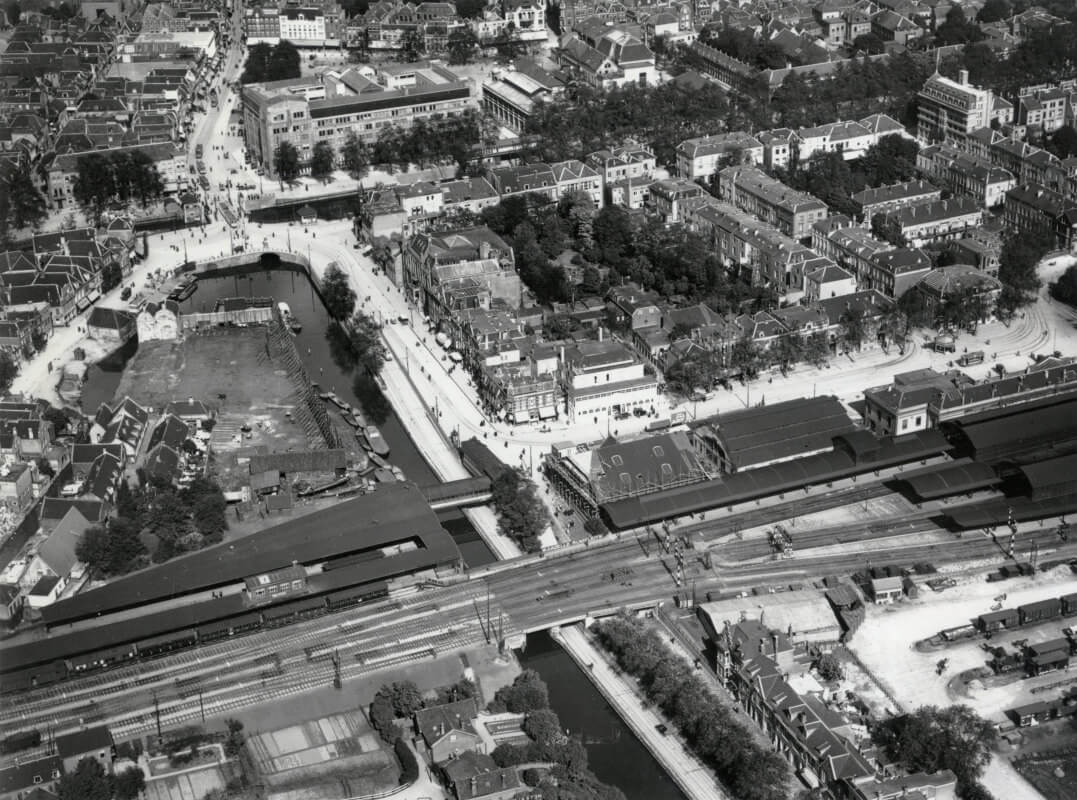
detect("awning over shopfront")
(539, 406), (557, 419)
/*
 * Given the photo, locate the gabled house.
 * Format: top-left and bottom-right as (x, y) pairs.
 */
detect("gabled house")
(414, 698), (482, 764)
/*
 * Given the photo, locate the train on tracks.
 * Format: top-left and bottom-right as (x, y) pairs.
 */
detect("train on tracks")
(931, 590), (1077, 645)
(0, 581), (389, 696)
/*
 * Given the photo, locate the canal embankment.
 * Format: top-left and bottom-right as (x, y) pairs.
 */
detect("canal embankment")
(552, 625), (729, 800)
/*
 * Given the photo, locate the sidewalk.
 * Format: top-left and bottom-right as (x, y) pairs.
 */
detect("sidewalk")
(554, 625), (729, 800)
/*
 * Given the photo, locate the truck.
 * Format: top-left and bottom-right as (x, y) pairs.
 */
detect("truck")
(958, 351), (985, 366)
(195, 144), (203, 159)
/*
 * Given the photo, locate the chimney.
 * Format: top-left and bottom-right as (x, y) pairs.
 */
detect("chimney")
(598, 327), (603, 342)
(958, 69), (969, 86)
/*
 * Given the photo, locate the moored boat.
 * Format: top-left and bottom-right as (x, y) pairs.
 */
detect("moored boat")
(364, 425), (390, 457)
(369, 452), (389, 469)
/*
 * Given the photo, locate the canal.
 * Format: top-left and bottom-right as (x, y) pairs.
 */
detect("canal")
(83, 266), (496, 567)
(519, 631), (688, 800)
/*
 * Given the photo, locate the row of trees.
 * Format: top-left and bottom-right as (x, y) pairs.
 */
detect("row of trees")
(593, 614), (790, 800)
(370, 110), (490, 173)
(73, 151), (164, 220)
(241, 40), (301, 84)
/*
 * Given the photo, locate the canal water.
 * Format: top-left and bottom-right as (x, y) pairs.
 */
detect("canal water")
(519, 631), (688, 800)
(82, 266), (495, 567)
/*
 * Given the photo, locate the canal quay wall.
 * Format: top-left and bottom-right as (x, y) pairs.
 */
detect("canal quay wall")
(553, 625), (730, 800)
(187, 250), (519, 560)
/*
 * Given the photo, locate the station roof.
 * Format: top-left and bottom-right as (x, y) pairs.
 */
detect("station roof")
(950, 398), (1077, 460)
(945, 491), (1077, 530)
(603, 429), (947, 530)
(1016, 453), (1077, 496)
(697, 395), (855, 469)
(41, 484), (458, 627)
(898, 458), (999, 500)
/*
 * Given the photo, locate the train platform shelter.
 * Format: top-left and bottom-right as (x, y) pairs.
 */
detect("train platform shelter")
(945, 398), (1077, 463)
(944, 491), (1077, 530)
(41, 483), (459, 627)
(895, 458), (1000, 501)
(1014, 453), (1077, 500)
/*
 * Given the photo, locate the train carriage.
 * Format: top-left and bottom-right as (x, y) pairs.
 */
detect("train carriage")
(135, 629), (198, 658)
(68, 642), (138, 672)
(1018, 598), (1063, 626)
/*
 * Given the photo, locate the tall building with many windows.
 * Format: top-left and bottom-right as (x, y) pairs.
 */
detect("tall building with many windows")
(241, 64), (472, 178)
(916, 70), (1008, 144)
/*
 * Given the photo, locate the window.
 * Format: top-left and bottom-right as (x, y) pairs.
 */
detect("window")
(611, 455), (623, 466)
(915, 416), (922, 426)
(901, 419), (908, 430)
(292, 579), (303, 590)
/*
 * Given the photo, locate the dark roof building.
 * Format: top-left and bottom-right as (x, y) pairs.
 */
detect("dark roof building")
(693, 396), (855, 473)
(42, 483), (460, 626)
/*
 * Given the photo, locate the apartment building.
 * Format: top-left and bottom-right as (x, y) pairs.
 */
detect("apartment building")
(877, 197), (984, 248)
(850, 180), (941, 222)
(717, 165), (828, 240)
(689, 200), (820, 291)
(861, 248), (933, 298)
(917, 70), (1007, 144)
(242, 63), (471, 178)
(402, 227), (521, 331)
(46, 142), (187, 208)
(1017, 85), (1071, 133)
(1004, 184), (1077, 250)
(676, 132), (762, 180)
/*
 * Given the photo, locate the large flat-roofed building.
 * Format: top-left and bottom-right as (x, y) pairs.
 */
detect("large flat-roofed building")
(481, 62), (563, 133)
(242, 63), (472, 178)
(40, 483), (460, 627)
(917, 69), (1002, 144)
(691, 395), (855, 474)
(561, 339), (659, 423)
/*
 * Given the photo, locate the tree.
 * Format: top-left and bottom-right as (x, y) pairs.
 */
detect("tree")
(5, 2), (21, 25)
(1049, 262), (1077, 306)
(998, 229), (1051, 308)
(310, 140), (335, 183)
(273, 141), (300, 186)
(935, 6), (985, 45)
(387, 681), (424, 717)
(0, 351), (16, 395)
(873, 705), (997, 793)
(490, 470), (548, 553)
(223, 719), (245, 758)
(340, 130), (369, 179)
(112, 768), (145, 800)
(401, 28), (425, 62)
(852, 32), (885, 55)
(241, 42), (274, 83)
(492, 670), (550, 714)
(523, 709), (562, 746)
(815, 652), (844, 681)
(101, 261), (123, 293)
(454, 0), (485, 17)
(267, 40), (301, 81)
(58, 758), (111, 800)
(1048, 125), (1077, 159)
(347, 310), (388, 375)
(730, 337), (762, 381)
(769, 334), (803, 374)
(447, 27), (479, 65)
(77, 516), (147, 576)
(839, 306), (866, 351)
(369, 693), (398, 742)
(977, 0), (1011, 23)
(321, 263), (356, 320)
(2, 160), (46, 233)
